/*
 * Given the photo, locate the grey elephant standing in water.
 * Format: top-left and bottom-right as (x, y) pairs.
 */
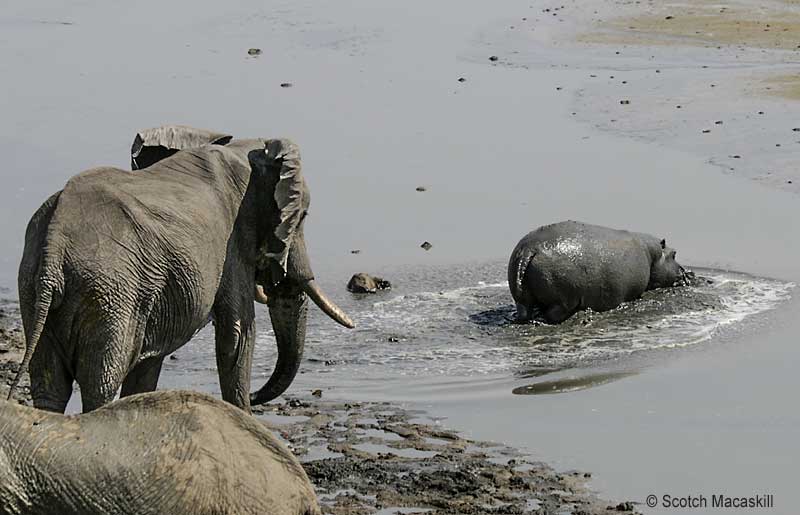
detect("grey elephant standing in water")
(0, 390), (321, 515)
(508, 221), (685, 323)
(10, 128), (354, 413)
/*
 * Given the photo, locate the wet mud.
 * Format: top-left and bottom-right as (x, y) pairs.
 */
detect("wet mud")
(254, 397), (641, 515)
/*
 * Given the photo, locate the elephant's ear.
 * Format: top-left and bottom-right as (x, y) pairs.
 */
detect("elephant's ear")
(257, 138), (306, 283)
(131, 125), (233, 170)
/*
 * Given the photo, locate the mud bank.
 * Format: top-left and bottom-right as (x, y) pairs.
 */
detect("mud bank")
(0, 306), (636, 514)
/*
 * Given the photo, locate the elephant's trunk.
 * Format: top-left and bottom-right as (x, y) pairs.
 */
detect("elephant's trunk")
(250, 292), (308, 406)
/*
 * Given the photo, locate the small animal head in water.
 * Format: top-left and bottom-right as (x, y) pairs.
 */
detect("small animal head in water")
(649, 239), (685, 289)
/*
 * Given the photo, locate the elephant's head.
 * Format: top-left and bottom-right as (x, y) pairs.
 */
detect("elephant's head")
(131, 125), (233, 170)
(248, 138), (354, 405)
(648, 238), (685, 289)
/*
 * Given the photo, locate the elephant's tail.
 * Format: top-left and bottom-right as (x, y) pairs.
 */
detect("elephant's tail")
(7, 279), (56, 401)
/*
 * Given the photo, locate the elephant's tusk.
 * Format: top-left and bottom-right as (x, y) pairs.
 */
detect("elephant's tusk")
(302, 280), (355, 328)
(254, 284), (269, 305)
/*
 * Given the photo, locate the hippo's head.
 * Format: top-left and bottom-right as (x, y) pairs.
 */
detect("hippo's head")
(648, 239), (685, 289)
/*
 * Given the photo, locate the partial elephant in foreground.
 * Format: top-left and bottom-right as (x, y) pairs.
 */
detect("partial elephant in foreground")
(11, 128), (354, 413)
(508, 221), (685, 323)
(0, 390), (321, 515)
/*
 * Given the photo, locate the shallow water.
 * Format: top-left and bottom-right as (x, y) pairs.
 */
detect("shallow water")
(154, 264), (793, 396)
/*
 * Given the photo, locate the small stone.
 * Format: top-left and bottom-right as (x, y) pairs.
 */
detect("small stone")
(489, 55), (499, 62)
(280, 82), (293, 88)
(311, 389), (322, 398)
(169, 355), (178, 361)
(556, 86), (562, 90)
(387, 336), (399, 343)
(676, 105), (682, 108)
(665, 15), (674, 20)
(731, 155), (741, 159)
(715, 120), (723, 124)
(702, 129), (711, 133)
(793, 128), (800, 132)
(420, 241), (433, 251)
(789, 180), (794, 184)
(758, 111), (765, 114)
(619, 99), (630, 105)
(416, 186), (427, 192)
(457, 77), (466, 83)
(247, 48), (262, 56)
(350, 249), (361, 254)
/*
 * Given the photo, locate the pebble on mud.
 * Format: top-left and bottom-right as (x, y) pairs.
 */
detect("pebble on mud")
(247, 48), (262, 56)
(457, 77), (466, 83)
(280, 82), (293, 88)
(489, 55), (499, 61)
(619, 99), (630, 105)
(416, 186), (427, 191)
(420, 241), (433, 251)
(311, 389), (322, 398)
(350, 249), (361, 254)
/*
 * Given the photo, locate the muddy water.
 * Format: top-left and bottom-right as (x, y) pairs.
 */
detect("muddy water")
(2, 0), (800, 513)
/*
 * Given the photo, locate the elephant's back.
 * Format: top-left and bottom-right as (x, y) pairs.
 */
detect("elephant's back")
(86, 391), (319, 515)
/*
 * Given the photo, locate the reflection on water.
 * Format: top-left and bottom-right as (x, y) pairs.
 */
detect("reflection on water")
(511, 371), (637, 395)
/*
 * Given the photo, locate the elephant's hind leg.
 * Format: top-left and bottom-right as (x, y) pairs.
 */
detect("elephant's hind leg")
(120, 357), (164, 397)
(29, 337), (73, 413)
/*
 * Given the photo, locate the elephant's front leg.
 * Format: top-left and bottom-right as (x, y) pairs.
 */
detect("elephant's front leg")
(213, 301), (255, 412)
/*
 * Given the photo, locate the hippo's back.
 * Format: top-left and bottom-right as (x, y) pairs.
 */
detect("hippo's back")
(509, 221), (653, 314)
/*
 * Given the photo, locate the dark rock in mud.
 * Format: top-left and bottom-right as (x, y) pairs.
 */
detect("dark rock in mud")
(247, 48), (262, 56)
(489, 55), (499, 61)
(347, 273), (392, 294)
(416, 186), (427, 191)
(420, 241), (433, 251)
(280, 82), (293, 88)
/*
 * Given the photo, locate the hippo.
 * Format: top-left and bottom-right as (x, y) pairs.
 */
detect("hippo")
(508, 221), (685, 323)
(347, 273), (392, 294)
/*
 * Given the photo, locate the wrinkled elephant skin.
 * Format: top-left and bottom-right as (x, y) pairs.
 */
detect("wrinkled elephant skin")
(0, 390), (321, 515)
(11, 126), (353, 413)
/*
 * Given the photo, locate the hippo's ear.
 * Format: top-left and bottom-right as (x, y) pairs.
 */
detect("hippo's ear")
(660, 239), (666, 249)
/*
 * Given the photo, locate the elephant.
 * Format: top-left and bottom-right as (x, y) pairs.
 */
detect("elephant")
(9, 127), (354, 413)
(508, 220), (685, 324)
(346, 273), (392, 294)
(0, 390), (321, 515)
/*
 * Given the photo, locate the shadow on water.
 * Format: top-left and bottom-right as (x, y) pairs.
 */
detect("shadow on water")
(511, 371), (638, 395)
